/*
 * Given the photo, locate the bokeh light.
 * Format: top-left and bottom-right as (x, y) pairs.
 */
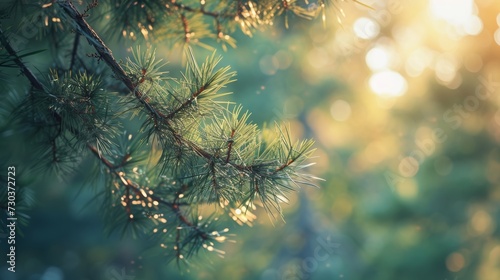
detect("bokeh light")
(369, 70), (408, 97)
(330, 100), (352, 121)
(4, 0), (500, 279)
(365, 46), (391, 71)
(353, 17), (380, 39)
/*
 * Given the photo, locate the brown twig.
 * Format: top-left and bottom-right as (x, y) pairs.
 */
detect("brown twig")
(275, 158), (295, 172)
(225, 129), (235, 163)
(180, 14), (190, 43)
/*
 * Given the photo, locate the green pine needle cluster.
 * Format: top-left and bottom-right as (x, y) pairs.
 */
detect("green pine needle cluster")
(0, 0), (350, 267)
(104, 0), (331, 47)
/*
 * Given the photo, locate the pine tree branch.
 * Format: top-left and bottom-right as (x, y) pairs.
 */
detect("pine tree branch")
(59, 1), (190, 126)
(58, 2), (134, 90)
(0, 29), (206, 240)
(87, 144), (208, 239)
(58, 1), (252, 171)
(88, 138), (210, 241)
(58, 2), (315, 222)
(168, 1), (239, 41)
(87, 145), (172, 207)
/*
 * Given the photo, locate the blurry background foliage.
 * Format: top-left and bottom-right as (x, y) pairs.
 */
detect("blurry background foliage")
(1, 0), (500, 280)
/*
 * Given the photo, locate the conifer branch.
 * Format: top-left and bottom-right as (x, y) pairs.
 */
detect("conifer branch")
(87, 143), (205, 237)
(59, 1), (168, 122)
(59, 1), (253, 171)
(2, 0), (324, 267)
(0, 27), (44, 91)
(0, 30), (207, 243)
(58, 1), (133, 90)
(59, 1), (292, 179)
(59, 1), (182, 125)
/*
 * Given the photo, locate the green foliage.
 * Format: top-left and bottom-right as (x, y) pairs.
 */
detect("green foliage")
(102, 0), (327, 47)
(0, 0), (324, 268)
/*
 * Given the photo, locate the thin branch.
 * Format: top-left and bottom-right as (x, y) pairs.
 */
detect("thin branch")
(87, 144), (207, 239)
(59, 1), (172, 123)
(216, 19), (223, 39)
(58, 1), (250, 170)
(58, 2), (306, 215)
(0, 27), (44, 91)
(0, 31), (205, 238)
(164, 83), (207, 120)
(59, 2), (130, 87)
(225, 129), (235, 163)
(125, 182), (131, 216)
(275, 158), (295, 173)
(180, 14), (190, 43)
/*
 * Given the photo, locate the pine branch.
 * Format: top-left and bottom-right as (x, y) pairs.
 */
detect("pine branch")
(58, 1), (134, 90)
(87, 144), (209, 239)
(3, 0), (320, 267)
(0, 27), (44, 91)
(60, 1), (180, 119)
(59, 1), (250, 170)
(89, 142), (215, 247)
(0, 30), (209, 244)
(58, 3), (249, 173)
(164, 81), (207, 120)
(0, 24), (195, 232)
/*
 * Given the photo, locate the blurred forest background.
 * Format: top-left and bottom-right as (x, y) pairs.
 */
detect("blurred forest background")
(1, 0), (500, 279)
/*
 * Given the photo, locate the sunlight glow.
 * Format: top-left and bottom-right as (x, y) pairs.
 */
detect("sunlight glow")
(463, 15), (483, 35)
(405, 48), (434, 77)
(353, 17), (380, 40)
(495, 29), (500, 46)
(434, 53), (459, 83)
(429, 0), (483, 36)
(366, 46), (391, 71)
(369, 70), (408, 97)
(430, 0), (473, 26)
